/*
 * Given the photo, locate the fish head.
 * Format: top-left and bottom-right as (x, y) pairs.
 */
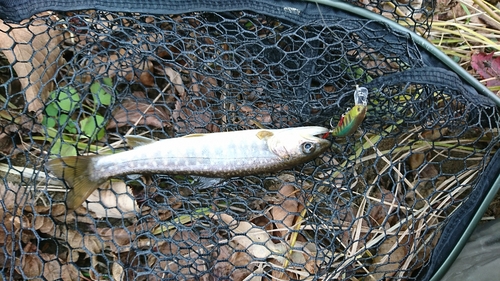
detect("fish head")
(266, 126), (331, 162)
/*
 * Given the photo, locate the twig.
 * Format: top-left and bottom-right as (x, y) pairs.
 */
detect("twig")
(472, 0), (500, 24)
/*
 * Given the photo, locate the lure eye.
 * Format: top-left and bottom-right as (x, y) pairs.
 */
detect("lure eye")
(301, 142), (316, 154)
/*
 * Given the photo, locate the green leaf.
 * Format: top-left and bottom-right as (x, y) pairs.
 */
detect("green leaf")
(44, 103), (59, 117)
(51, 86), (80, 112)
(90, 81), (101, 95)
(102, 77), (113, 87)
(59, 113), (70, 124)
(57, 114), (77, 134)
(42, 116), (56, 128)
(50, 139), (77, 157)
(97, 90), (113, 106)
(65, 120), (78, 134)
(80, 115), (106, 141)
(90, 80), (113, 106)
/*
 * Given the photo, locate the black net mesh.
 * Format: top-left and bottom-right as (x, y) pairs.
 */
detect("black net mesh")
(332, 0), (433, 35)
(0, 5), (498, 281)
(0, 0), (435, 35)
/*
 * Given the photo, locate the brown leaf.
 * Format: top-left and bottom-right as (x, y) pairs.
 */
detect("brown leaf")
(63, 229), (83, 248)
(40, 253), (79, 281)
(57, 230), (103, 278)
(33, 216), (55, 235)
(84, 234), (103, 255)
(435, 0), (461, 20)
(20, 254), (43, 278)
(0, 113), (44, 154)
(370, 235), (409, 280)
(173, 100), (215, 133)
(27, 204), (67, 217)
(414, 228), (441, 268)
(49, 209), (96, 225)
(0, 181), (27, 211)
(0, 238), (8, 266)
(92, 49), (154, 86)
(98, 226), (135, 248)
(164, 67), (186, 97)
(153, 231), (214, 280)
(238, 105), (272, 126)
(3, 233), (15, 257)
(281, 241), (322, 279)
(421, 127), (448, 141)
(3, 213), (31, 240)
(0, 13), (64, 121)
(17, 243), (43, 279)
(0, 224), (6, 247)
(107, 92), (171, 129)
(85, 181), (139, 218)
(408, 151), (439, 179)
(212, 213), (287, 260)
(419, 164), (439, 179)
(369, 188), (399, 227)
(331, 206), (365, 247)
(172, 72), (219, 134)
(271, 183), (302, 238)
(0, 133), (15, 155)
(409, 150), (438, 177)
(408, 153), (425, 170)
(213, 243), (253, 281)
(112, 260), (125, 281)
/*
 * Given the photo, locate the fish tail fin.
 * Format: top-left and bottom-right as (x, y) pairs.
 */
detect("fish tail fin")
(47, 156), (101, 210)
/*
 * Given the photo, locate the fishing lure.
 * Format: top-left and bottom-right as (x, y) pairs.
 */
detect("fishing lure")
(329, 86), (368, 137)
(330, 105), (367, 137)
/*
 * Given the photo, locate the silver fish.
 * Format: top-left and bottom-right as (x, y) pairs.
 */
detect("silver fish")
(46, 126), (331, 209)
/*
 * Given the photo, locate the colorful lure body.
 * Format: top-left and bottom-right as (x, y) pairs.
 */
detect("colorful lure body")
(326, 85), (368, 138)
(330, 104), (367, 137)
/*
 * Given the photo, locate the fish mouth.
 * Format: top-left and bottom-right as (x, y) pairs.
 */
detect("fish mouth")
(298, 126), (331, 151)
(297, 126), (330, 140)
(315, 137), (332, 152)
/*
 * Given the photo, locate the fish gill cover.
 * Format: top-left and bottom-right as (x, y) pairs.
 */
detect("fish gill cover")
(0, 1), (499, 280)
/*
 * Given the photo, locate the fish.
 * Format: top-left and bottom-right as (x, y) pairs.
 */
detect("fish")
(46, 126), (331, 209)
(330, 104), (367, 137)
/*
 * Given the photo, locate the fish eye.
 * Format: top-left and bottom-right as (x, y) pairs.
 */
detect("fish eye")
(301, 142), (316, 154)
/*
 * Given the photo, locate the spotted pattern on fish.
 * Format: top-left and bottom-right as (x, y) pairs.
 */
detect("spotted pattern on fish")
(46, 126), (331, 209)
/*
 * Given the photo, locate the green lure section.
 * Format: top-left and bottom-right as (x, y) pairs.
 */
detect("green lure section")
(330, 105), (367, 137)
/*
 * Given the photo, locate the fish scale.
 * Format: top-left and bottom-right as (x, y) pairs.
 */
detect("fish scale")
(46, 126), (331, 209)
(95, 131), (278, 177)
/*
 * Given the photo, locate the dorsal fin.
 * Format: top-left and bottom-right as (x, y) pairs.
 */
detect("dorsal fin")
(125, 135), (157, 147)
(256, 130), (274, 140)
